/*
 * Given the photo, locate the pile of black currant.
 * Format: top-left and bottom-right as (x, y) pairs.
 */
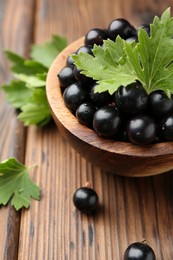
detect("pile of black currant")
(58, 18), (173, 146)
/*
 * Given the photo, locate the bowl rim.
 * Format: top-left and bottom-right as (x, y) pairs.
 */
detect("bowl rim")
(46, 37), (173, 158)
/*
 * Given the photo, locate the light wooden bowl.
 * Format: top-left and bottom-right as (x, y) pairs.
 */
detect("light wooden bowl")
(46, 37), (173, 177)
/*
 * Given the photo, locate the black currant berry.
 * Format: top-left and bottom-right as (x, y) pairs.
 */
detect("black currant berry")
(73, 185), (99, 213)
(63, 82), (89, 112)
(66, 52), (75, 67)
(137, 24), (150, 36)
(90, 84), (113, 107)
(158, 115), (173, 141)
(73, 65), (93, 85)
(76, 102), (97, 128)
(85, 28), (108, 46)
(93, 106), (122, 138)
(127, 115), (156, 145)
(108, 18), (136, 41)
(149, 90), (173, 118)
(124, 242), (156, 260)
(76, 45), (93, 55)
(58, 66), (76, 89)
(114, 83), (148, 116)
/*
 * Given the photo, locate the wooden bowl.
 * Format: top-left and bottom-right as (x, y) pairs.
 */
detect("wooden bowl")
(46, 37), (173, 177)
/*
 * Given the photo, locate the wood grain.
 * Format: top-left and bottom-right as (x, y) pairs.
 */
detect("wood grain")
(0, 0), (35, 259)
(1, 0), (173, 259)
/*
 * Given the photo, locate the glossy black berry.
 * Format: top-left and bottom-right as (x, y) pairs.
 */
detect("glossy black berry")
(66, 52), (75, 67)
(90, 84), (113, 107)
(58, 66), (76, 89)
(124, 242), (156, 260)
(149, 90), (173, 118)
(73, 186), (99, 213)
(158, 115), (173, 141)
(127, 115), (156, 145)
(63, 82), (89, 112)
(73, 65), (93, 85)
(76, 102), (97, 128)
(108, 18), (136, 40)
(93, 106), (122, 138)
(115, 83), (148, 116)
(137, 24), (150, 36)
(85, 28), (108, 46)
(76, 45), (93, 55)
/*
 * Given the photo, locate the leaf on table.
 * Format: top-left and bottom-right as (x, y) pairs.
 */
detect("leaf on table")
(4, 50), (48, 75)
(18, 88), (52, 126)
(0, 158), (40, 210)
(36, 72), (47, 81)
(2, 81), (33, 109)
(13, 73), (46, 88)
(31, 35), (68, 68)
(3, 34), (68, 126)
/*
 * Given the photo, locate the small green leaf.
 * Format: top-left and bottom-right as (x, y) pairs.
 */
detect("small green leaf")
(0, 158), (40, 210)
(4, 51), (48, 75)
(3, 34), (68, 126)
(31, 35), (67, 68)
(18, 88), (51, 126)
(13, 73), (46, 87)
(2, 81), (33, 108)
(4, 51), (25, 64)
(72, 37), (138, 94)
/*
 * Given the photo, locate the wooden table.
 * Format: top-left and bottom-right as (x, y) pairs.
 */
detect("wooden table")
(0, 0), (173, 259)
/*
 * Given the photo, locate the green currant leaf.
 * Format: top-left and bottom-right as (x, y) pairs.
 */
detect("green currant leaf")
(4, 51), (48, 75)
(2, 81), (33, 108)
(72, 38), (138, 94)
(0, 158), (40, 210)
(31, 35), (67, 68)
(18, 88), (51, 126)
(72, 8), (173, 96)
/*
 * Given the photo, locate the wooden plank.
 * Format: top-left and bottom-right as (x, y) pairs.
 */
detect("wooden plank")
(0, 0), (35, 259)
(18, 0), (173, 259)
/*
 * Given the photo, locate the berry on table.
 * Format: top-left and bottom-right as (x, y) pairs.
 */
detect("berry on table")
(73, 183), (99, 213)
(124, 241), (156, 260)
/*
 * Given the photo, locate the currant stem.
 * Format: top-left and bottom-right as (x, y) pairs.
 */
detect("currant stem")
(85, 181), (91, 188)
(28, 164), (38, 171)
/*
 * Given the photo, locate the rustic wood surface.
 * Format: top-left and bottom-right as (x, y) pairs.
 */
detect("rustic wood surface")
(0, 0), (173, 259)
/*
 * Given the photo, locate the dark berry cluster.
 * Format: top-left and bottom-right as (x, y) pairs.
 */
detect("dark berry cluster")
(58, 18), (173, 146)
